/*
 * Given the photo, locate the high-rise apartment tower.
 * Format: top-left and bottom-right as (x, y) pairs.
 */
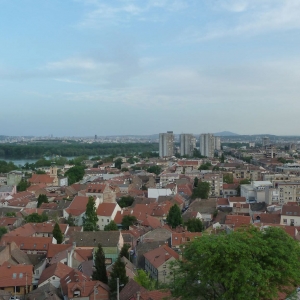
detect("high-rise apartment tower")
(180, 134), (196, 156)
(159, 131), (174, 157)
(200, 133), (215, 158)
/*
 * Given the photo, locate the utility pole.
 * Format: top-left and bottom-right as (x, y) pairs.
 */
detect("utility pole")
(117, 278), (119, 300)
(25, 273), (28, 294)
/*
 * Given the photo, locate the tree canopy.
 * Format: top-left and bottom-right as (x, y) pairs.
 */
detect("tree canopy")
(83, 196), (98, 231)
(192, 182), (210, 199)
(146, 165), (162, 175)
(118, 196), (134, 208)
(134, 269), (156, 290)
(121, 215), (137, 229)
(104, 220), (118, 231)
(119, 243), (131, 260)
(37, 194), (48, 208)
(65, 165), (85, 185)
(198, 162), (212, 171)
(166, 204), (183, 228)
(223, 173), (233, 184)
(52, 223), (63, 244)
(92, 243), (108, 284)
(171, 226), (300, 300)
(0, 227), (7, 239)
(17, 178), (30, 192)
(25, 212), (48, 223)
(185, 218), (203, 232)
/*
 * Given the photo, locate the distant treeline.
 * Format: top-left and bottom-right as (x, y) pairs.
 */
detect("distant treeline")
(0, 142), (159, 159)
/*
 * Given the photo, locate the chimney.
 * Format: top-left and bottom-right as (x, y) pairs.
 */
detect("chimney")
(136, 291), (140, 300)
(165, 252), (170, 261)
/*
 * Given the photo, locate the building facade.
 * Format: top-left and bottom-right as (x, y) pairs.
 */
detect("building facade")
(200, 133), (215, 158)
(180, 134), (196, 156)
(159, 132), (174, 157)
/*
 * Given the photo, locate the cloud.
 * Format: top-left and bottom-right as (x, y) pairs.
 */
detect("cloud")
(76, 0), (189, 28)
(179, 0), (300, 42)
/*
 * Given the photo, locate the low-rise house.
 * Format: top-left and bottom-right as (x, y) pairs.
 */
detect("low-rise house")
(96, 203), (121, 230)
(0, 185), (16, 200)
(144, 245), (179, 283)
(223, 183), (239, 197)
(60, 269), (109, 300)
(228, 197), (247, 207)
(280, 204), (300, 226)
(216, 198), (230, 208)
(171, 232), (201, 251)
(224, 215), (251, 230)
(86, 183), (116, 203)
(0, 264), (33, 296)
(38, 262), (73, 288)
(70, 231), (124, 265)
(232, 203), (250, 215)
(29, 173), (58, 187)
(253, 213), (281, 224)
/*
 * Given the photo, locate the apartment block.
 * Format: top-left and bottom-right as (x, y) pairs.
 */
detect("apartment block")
(159, 132), (174, 157)
(180, 134), (196, 156)
(200, 133), (215, 158)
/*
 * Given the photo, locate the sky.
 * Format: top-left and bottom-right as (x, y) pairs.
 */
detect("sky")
(1, 0), (300, 137)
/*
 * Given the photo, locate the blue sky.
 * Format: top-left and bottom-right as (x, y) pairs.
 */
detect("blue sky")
(1, 0), (300, 136)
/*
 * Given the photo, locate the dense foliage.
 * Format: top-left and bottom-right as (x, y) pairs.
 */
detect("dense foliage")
(223, 173), (233, 184)
(0, 160), (18, 173)
(65, 165), (85, 185)
(0, 227), (8, 239)
(185, 218), (203, 232)
(134, 269), (156, 290)
(166, 204), (183, 228)
(52, 223), (63, 244)
(92, 243), (108, 284)
(17, 178), (30, 192)
(192, 182), (210, 199)
(0, 142), (158, 159)
(119, 243), (131, 260)
(118, 196), (134, 208)
(198, 162), (212, 171)
(147, 165), (162, 175)
(171, 226), (300, 300)
(37, 194), (48, 208)
(104, 220), (118, 231)
(121, 215), (137, 229)
(83, 197), (98, 231)
(25, 212), (48, 223)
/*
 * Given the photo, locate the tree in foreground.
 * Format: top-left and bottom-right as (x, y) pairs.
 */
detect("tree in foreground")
(17, 178), (30, 192)
(171, 226), (300, 300)
(37, 194), (48, 208)
(185, 218), (203, 232)
(109, 257), (129, 299)
(192, 182), (210, 199)
(118, 196), (134, 208)
(119, 243), (131, 260)
(65, 214), (75, 226)
(83, 196), (98, 231)
(166, 204), (183, 228)
(104, 220), (118, 231)
(134, 269), (156, 290)
(121, 215), (137, 229)
(92, 243), (108, 284)
(52, 223), (63, 244)
(25, 212), (48, 223)
(0, 226), (7, 239)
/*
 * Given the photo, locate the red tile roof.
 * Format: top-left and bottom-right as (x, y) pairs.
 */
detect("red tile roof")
(172, 232), (202, 246)
(47, 244), (71, 259)
(0, 264), (33, 288)
(1, 235), (52, 251)
(225, 215), (251, 228)
(97, 203), (118, 216)
(38, 262), (73, 285)
(65, 196), (89, 216)
(29, 174), (55, 184)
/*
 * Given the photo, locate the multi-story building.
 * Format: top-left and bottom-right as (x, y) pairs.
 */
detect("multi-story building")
(200, 133), (215, 158)
(199, 173), (223, 197)
(214, 136), (221, 150)
(180, 134), (196, 156)
(262, 137), (270, 146)
(159, 132), (174, 157)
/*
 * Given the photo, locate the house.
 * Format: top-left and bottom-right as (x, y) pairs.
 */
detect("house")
(224, 215), (251, 229)
(86, 183), (116, 203)
(70, 231), (124, 265)
(64, 196), (98, 226)
(280, 205), (300, 226)
(144, 245), (179, 283)
(148, 186), (177, 200)
(25, 282), (62, 300)
(60, 269), (109, 300)
(223, 183), (239, 197)
(232, 203), (250, 215)
(228, 197), (247, 207)
(171, 232), (201, 250)
(96, 202), (121, 230)
(216, 198), (230, 208)
(0, 264), (33, 296)
(29, 172), (58, 187)
(38, 262), (73, 288)
(0, 185), (16, 200)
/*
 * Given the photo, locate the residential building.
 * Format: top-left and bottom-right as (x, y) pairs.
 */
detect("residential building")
(200, 133), (215, 158)
(280, 205), (300, 226)
(144, 245), (179, 283)
(241, 181), (272, 203)
(159, 132), (174, 157)
(180, 134), (195, 156)
(7, 171), (23, 186)
(0, 185), (16, 200)
(214, 136), (221, 150)
(86, 183), (116, 203)
(200, 173), (223, 197)
(96, 202), (121, 230)
(262, 137), (270, 146)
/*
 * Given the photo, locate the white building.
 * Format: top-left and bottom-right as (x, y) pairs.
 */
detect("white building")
(180, 134), (196, 156)
(200, 133), (215, 158)
(240, 181), (272, 203)
(159, 132), (174, 157)
(96, 203), (121, 230)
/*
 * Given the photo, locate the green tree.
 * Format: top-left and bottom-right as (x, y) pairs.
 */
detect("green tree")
(37, 194), (48, 208)
(223, 173), (233, 184)
(104, 221), (118, 231)
(114, 158), (123, 170)
(109, 257), (129, 299)
(83, 196), (98, 231)
(194, 177), (199, 187)
(17, 178), (30, 192)
(65, 165), (85, 185)
(25, 212), (48, 223)
(171, 226), (300, 300)
(166, 204), (183, 228)
(118, 196), (134, 208)
(65, 214), (75, 226)
(198, 162), (212, 171)
(92, 243), (108, 284)
(121, 215), (137, 229)
(146, 165), (162, 175)
(5, 212), (16, 217)
(52, 223), (63, 244)
(192, 182), (210, 199)
(185, 218), (203, 232)
(0, 227), (7, 239)
(220, 153), (225, 163)
(134, 269), (156, 290)
(36, 169), (46, 174)
(119, 243), (131, 260)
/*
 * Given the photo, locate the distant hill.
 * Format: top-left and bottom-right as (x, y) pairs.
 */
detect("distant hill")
(214, 131), (239, 137)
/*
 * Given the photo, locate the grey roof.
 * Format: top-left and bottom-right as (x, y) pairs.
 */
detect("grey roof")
(11, 248), (32, 265)
(141, 228), (171, 243)
(70, 231), (121, 247)
(0, 185), (14, 193)
(26, 282), (62, 300)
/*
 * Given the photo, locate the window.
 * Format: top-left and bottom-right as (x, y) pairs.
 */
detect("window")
(107, 219), (109, 222)
(19, 273), (23, 278)
(36, 270), (39, 275)
(283, 219), (287, 224)
(12, 273), (17, 279)
(16, 287), (20, 293)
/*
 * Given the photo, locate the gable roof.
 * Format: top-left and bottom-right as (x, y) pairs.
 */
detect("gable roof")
(225, 215), (251, 228)
(70, 231), (121, 247)
(1, 235), (52, 251)
(47, 244), (71, 259)
(38, 262), (73, 285)
(172, 232), (202, 247)
(29, 174), (55, 185)
(65, 196), (89, 216)
(0, 264), (33, 288)
(97, 203), (118, 216)
(143, 245), (179, 269)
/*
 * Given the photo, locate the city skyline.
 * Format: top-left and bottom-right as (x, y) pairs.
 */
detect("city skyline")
(1, 1), (300, 136)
